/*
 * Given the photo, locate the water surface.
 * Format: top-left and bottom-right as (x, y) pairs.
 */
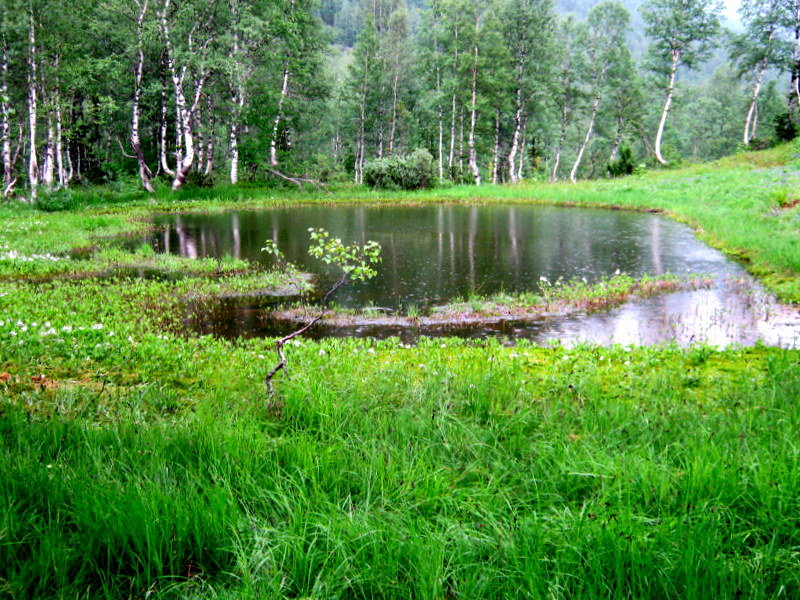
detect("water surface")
(149, 204), (800, 347)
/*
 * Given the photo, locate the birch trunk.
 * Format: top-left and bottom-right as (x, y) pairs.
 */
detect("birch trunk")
(551, 102), (568, 182)
(516, 121), (525, 181)
(388, 51), (401, 154)
(55, 95), (66, 187)
(1, 29), (13, 196)
(204, 100), (215, 177)
(447, 24), (458, 175)
(609, 116), (623, 163)
(655, 50), (679, 166)
(744, 61), (766, 146)
(569, 94), (600, 182)
(434, 20), (443, 179)
(27, 1), (38, 202)
(42, 95), (55, 189)
(132, 0), (155, 192)
(448, 93), (457, 173)
(269, 67), (290, 167)
(467, 43), (480, 185)
(228, 4), (243, 184)
(159, 58), (175, 177)
(160, 0), (210, 190)
(491, 109), (500, 184)
(507, 102), (523, 183)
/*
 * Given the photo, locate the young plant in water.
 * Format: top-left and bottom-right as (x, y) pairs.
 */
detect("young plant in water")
(262, 228), (381, 395)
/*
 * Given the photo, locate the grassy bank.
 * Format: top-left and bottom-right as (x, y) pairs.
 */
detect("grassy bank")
(1, 145), (800, 598)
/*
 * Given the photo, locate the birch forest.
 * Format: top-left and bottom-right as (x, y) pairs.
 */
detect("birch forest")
(1, 0), (799, 196)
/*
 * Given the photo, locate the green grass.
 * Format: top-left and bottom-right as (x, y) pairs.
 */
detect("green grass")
(2, 342), (799, 599)
(1, 144), (800, 598)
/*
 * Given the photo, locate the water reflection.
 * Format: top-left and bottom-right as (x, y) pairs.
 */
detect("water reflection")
(149, 204), (800, 348)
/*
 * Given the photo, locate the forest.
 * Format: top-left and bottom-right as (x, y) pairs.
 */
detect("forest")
(0, 0), (798, 200)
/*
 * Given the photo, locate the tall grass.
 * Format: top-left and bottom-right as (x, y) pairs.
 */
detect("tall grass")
(2, 342), (799, 598)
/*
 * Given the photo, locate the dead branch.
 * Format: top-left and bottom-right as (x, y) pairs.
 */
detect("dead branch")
(265, 167), (327, 192)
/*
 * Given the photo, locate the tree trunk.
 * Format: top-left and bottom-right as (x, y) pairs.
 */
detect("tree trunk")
(42, 94), (55, 189)
(132, 0), (155, 192)
(570, 93), (600, 182)
(55, 94), (66, 187)
(159, 56), (175, 177)
(491, 109), (500, 184)
(448, 93), (457, 174)
(228, 6), (243, 185)
(609, 116), (623, 163)
(27, 1), (38, 203)
(551, 102), (568, 183)
(507, 95), (523, 183)
(204, 97), (215, 177)
(435, 32), (443, 180)
(655, 49), (679, 166)
(468, 44), (480, 185)
(269, 67), (290, 167)
(517, 121), (526, 181)
(1, 29), (13, 197)
(744, 61), (766, 146)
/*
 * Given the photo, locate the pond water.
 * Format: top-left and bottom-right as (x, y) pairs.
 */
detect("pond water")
(148, 204), (800, 348)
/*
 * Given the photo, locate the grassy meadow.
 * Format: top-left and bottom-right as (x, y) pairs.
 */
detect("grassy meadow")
(1, 144), (800, 598)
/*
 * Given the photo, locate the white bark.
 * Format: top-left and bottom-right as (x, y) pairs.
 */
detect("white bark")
(269, 67), (289, 167)
(467, 43), (480, 185)
(159, 0), (212, 190)
(744, 61), (766, 146)
(1, 29), (13, 196)
(655, 50), (679, 166)
(159, 61), (175, 177)
(27, 1), (38, 202)
(570, 94), (600, 183)
(55, 95), (66, 187)
(491, 109), (500, 184)
(132, 0), (155, 192)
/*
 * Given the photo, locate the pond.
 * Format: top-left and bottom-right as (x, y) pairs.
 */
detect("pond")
(148, 204), (800, 348)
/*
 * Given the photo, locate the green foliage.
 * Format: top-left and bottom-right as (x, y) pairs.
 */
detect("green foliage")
(608, 144), (636, 176)
(307, 228), (382, 282)
(363, 149), (436, 190)
(774, 112), (798, 142)
(36, 188), (77, 212)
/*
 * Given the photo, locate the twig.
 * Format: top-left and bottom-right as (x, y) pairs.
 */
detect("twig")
(265, 274), (347, 396)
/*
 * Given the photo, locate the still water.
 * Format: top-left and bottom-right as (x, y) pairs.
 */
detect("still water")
(150, 204), (800, 348)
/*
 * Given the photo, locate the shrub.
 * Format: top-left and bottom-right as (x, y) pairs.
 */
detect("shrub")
(774, 112), (798, 142)
(36, 187), (77, 212)
(363, 149), (436, 190)
(607, 144), (635, 178)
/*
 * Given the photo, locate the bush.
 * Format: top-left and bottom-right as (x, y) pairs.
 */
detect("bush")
(774, 112), (798, 142)
(607, 145), (635, 178)
(36, 188), (77, 212)
(363, 149), (436, 190)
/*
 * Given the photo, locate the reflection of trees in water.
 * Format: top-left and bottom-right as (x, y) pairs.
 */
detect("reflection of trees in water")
(155, 205), (701, 309)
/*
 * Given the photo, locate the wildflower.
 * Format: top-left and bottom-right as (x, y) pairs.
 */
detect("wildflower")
(92, 324), (104, 330)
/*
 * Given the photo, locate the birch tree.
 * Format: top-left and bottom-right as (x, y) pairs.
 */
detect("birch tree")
(550, 16), (581, 182)
(347, 16), (380, 183)
(501, 0), (554, 183)
(729, 0), (787, 145)
(158, 0), (217, 190)
(642, 0), (721, 165)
